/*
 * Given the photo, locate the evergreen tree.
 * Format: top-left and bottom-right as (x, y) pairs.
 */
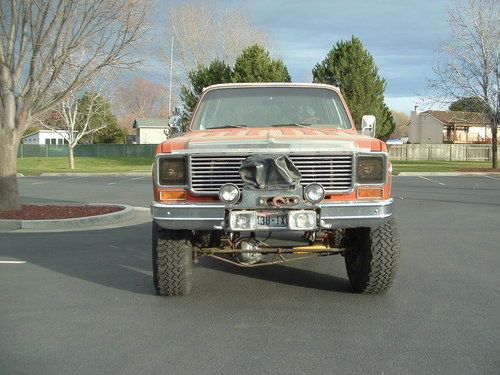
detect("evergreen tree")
(312, 36), (394, 140)
(180, 59), (232, 113)
(449, 97), (488, 113)
(232, 44), (291, 83)
(77, 93), (124, 144)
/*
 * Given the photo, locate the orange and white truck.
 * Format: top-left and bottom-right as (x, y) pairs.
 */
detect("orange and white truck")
(151, 83), (400, 296)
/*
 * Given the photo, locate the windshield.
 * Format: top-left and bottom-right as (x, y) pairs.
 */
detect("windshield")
(191, 87), (352, 130)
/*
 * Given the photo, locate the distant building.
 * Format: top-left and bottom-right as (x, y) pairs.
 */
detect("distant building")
(409, 108), (492, 144)
(21, 130), (69, 145)
(133, 118), (170, 144)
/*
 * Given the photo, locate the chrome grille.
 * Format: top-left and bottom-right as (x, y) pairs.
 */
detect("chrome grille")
(189, 154), (353, 194)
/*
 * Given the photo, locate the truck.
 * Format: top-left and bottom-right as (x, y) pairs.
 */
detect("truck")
(151, 83), (400, 296)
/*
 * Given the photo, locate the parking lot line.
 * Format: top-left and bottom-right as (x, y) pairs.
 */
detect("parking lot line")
(418, 176), (446, 186)
(32, 176), (86, 185)
(0, 260), (26, 264)
(108, 177), (148, 185)
(485, 175), (500, 181)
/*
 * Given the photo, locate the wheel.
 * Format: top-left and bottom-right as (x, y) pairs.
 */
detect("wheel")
(152, 222), (193, 296)
(343, 219), (401, 293)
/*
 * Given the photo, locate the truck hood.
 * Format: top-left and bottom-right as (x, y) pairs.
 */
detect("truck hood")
(159, 128), (384, 154)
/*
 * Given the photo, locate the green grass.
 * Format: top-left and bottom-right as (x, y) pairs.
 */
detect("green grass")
(392, 160), (493, 174)
(17, 157), (495, 176)
(17, 157), (154, 175)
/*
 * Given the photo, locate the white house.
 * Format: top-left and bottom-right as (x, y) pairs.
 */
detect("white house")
(21, 130), (69, 145)
(133, 118), (170, 144)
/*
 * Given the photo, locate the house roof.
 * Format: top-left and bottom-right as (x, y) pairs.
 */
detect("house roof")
(424, 111), (490, 127)
(133, 118), (169, 128)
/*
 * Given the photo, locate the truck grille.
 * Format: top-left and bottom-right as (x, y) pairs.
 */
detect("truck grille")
(189, 154), (353, 194)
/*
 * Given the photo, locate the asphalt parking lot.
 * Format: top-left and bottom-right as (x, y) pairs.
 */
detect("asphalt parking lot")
(1, 175), (499, 374)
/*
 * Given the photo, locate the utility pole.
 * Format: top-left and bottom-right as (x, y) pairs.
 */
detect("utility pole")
(168, 35), (174, 119)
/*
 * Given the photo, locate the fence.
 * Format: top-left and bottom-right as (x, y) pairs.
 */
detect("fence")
(387, 144), (496, 161)
(17, 143), (497, 162)
(17, 144), (158, 159)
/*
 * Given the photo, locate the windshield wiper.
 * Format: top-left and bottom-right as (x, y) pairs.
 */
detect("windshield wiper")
(209, 124), (247, 129)
(271, 123), (312, 128)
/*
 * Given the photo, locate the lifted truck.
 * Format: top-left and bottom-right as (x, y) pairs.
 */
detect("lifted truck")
(151, 83), (400, 296)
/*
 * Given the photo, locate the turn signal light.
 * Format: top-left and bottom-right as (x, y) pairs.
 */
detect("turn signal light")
(160, 190), (186, 201)
(356, 188), (384, 199)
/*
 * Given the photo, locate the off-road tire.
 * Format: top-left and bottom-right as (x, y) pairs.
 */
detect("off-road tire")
(152, 223), (193, 296)
(344, 219), (401, 293)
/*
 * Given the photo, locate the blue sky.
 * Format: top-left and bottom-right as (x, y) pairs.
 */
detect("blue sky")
(147, 0), (452, 113)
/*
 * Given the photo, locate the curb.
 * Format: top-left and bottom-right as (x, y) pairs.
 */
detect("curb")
(0, 204), (135, 230)
(397, 172), (500, 176)
(39, 172), (151, 177)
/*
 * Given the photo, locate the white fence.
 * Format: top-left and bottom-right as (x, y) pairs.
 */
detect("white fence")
(388, 144), (496, 161)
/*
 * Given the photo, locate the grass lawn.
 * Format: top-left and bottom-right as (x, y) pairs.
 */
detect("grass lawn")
(391, 160), (493, 174)
(17, 157), (495, 176)
(17, 157), (154, 175)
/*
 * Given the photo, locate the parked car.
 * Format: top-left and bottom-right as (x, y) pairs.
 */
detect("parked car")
(150, 83), (400, 296)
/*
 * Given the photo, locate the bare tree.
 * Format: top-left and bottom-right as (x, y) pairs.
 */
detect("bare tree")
(114, 77), (173, 131)
(36, 90), (108, 170)
(429, 0), (499, 167)
(0, 0), (150, 211)
(165, 1), (268, 85)
(220, 8), (268, 66)
(389, 110), (410, 139)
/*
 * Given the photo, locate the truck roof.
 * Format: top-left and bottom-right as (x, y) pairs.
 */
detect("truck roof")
(202, 82), (340, 93)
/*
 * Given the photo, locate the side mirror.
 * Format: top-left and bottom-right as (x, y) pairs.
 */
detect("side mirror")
(170, 125), (183, 138)
(361, 115), (376, 138)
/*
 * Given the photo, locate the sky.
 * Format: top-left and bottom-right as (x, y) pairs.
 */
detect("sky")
(146, 0), (453, 113)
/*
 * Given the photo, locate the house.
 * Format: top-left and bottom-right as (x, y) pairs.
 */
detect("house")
(21, 130), (69, 145)
(133, 118), (170, 144)
(409, 108), (492, 144)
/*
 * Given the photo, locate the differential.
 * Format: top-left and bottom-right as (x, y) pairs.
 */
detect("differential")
(234, 239), (263, 265)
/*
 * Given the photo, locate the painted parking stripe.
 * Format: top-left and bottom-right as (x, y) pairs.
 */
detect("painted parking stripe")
(0, 260), (26, 264)
(418, 176), (446, 186)
(485, 175), (500, 181)
(108, 177), (148, 185)
(32, 176), (86, 185)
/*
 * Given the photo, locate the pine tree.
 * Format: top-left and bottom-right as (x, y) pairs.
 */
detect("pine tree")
(180, 59), (232, 113)
(232, 44), (291, 83)
(312, 36), (394, 140)
(449, 97), (488, 113)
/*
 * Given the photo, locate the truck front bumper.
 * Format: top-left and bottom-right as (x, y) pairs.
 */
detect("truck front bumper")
(151, 199), (394, 231)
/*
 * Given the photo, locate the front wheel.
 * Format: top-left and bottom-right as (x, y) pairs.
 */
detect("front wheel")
(344, 219), (401, 293)
(152, 223), (193, 296)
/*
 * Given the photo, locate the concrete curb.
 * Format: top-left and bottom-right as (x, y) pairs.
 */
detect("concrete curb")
(0, 204), (135, 230)
(397, 172), (500, 176)
(39, 172), (150, 177)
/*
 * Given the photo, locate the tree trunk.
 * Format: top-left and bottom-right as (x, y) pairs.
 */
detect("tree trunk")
(68, 145), (75, 170)
(0, 130), (21, 211)
(492, 121), (497, 169)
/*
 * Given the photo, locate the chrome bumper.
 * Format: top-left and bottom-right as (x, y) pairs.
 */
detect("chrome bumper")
(151, 199), (393, 231)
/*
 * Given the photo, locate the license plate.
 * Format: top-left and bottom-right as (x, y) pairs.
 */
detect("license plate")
(257, 212), (288, 228)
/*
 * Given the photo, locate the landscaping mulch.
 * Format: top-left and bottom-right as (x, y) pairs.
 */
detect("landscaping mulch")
(456, 168), (500, 172)
(0, 205), (123, 220)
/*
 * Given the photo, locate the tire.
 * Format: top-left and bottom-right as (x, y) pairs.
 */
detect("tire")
(344, 219), (401, 293)
(152, 222), (193, 296)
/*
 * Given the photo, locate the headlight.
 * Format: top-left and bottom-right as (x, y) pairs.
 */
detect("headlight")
(219, 183), (241, 204)
(158, 157), (186, 185)
(288, 210), (317, 230)
(356, 156), (385, 184)
(229, 211), (257, 231)
(304, 183), (325, 204)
